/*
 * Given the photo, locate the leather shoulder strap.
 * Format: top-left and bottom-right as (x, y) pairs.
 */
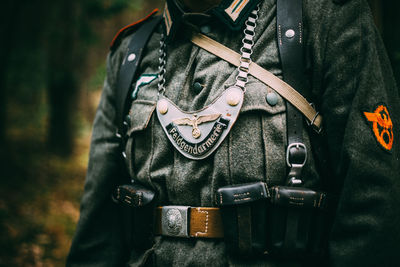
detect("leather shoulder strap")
(190, 33), (322, 130)
(277, 0), (307, 184)
(115, 15), (162, 135)
(277, 0), (314, 252)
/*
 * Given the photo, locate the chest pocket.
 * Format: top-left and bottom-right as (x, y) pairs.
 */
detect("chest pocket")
(127, 100), (156, 135)
(125, 99), (156, 182)
(228, 81), (287, 186)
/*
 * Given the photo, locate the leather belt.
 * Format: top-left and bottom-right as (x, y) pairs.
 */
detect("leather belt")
(155, 206), (224, 238)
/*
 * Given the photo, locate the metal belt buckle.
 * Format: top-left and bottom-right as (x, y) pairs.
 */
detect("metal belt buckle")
(161, 206), (190, 238)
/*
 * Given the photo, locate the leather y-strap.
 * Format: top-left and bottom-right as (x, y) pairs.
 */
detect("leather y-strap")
(277, 0), (307, 184)
(277, 0), (308, 254)
(190, 34), (322, 132)
(116, 16), (162, 136)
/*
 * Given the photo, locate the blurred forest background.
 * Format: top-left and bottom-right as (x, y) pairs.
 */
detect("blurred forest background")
(0, 0), (398, 266)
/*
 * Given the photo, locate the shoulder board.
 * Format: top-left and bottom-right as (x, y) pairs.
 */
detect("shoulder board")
(110, 9), (158, 51)
(332, 0), (351, 4)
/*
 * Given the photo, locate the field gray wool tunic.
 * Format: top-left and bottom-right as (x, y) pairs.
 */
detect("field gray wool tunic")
(67, 0), (400, 266)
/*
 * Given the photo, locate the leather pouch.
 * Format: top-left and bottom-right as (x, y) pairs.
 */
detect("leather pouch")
(112, 184), (156, 249)
(268, 186), (328, 257)
(216, 182), (270, 255)
(112, 184), (155, 207)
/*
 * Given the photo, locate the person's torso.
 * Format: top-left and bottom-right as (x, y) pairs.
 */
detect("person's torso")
(124, 0), (321, 265)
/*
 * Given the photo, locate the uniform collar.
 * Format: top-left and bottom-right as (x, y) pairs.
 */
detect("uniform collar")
(163, 0), (262, 42)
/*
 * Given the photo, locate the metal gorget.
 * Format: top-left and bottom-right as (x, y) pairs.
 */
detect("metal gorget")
(156, 5), (260, 160)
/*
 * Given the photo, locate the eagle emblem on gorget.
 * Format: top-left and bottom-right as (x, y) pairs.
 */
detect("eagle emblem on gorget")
(173, 114), (221, 139)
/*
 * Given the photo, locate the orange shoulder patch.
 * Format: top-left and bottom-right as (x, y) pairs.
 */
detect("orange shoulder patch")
(110, 9), (158, 50)
(363, 104), (394, 151)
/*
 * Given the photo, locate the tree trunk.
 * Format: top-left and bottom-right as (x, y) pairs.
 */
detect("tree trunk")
(0, 1), (18, 146)
(46, 0), (80, 156)
(0, 67), (5, 146)
(47, 69), (78, 155)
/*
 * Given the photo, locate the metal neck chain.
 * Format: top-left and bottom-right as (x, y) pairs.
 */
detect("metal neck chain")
(157, 4), (260, 95)
(235, 5), (260, 90)
(158, 36), (167, 95)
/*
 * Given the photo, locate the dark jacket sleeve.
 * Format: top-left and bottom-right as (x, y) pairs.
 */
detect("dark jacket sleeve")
(66, 47), (131, 266)
(317, 0), (400, 265)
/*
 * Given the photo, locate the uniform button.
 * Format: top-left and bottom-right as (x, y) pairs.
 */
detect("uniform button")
(200, 25), (211, 34)
(266, 92), (278, 106)
(122, 114), (131, 132)
(193, 82), (203, 92)
(124, 114), (131, 126)
(157, 99), (169, 115)
(226, 90), (241, 106)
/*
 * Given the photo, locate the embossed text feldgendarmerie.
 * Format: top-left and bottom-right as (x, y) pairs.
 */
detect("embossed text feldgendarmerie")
(165, 118), (229, 157)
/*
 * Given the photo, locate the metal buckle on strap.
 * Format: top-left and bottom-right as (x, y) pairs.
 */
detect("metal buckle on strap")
(286, 143), (307, 168)
(286, 143), (307, 186)
(161, 206), (190, 238)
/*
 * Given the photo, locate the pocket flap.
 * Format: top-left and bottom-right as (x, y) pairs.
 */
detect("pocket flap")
(127, 100), (156, 135)
(112, 184), (155, 207)
(271, 186), (328, 209)
(241, 82), (286, 114)
(216, 182), (269, 206)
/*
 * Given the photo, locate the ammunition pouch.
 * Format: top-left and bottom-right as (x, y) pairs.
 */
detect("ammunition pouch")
(112, 184), (156, 249)
(268, 186), (328, 258)
(216, 182), (270, 255)
(216, 182), (329, 258)
(112, 184), (155, 207)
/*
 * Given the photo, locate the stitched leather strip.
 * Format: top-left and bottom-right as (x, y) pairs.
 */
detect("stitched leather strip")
(190, 207), (224, 238)
(277, 0), (307, 182)
(277, 0), (305, 145)
(190, 33), (323, 131)
(154, 207), (224, 238)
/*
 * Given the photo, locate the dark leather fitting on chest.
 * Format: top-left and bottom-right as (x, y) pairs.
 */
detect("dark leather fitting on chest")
(270, 186), (328, 210)
(268, 186), (329, 258)
(277, 0), (310, 184)
(216, 182), (269, 206)
(111, 184), (157, 250)
(112, 184), (155, 208)
(216, 182), (270, 255)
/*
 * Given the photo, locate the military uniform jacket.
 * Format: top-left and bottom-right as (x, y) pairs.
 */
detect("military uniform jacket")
(67, 0), (400, 266)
